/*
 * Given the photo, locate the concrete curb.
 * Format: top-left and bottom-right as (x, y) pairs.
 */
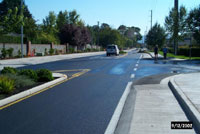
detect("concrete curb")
(146, 52), (153, 58)
(160, 75), (175, 84)
(104, 82), (133, 134)
(0, 73), (67, 108)
(169, 77), (200, 132)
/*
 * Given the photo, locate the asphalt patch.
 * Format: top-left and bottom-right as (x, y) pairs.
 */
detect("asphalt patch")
(132, 73), (175, 86)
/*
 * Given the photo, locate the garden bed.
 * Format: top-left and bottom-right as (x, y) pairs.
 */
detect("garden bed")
(0, 82), (45, 100)
(0, 67), (55, 100)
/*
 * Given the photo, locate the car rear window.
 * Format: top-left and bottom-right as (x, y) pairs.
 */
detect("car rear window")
(107, 46), (115, 49)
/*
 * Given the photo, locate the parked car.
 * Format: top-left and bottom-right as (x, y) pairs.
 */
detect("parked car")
(106, 45), (119, 56)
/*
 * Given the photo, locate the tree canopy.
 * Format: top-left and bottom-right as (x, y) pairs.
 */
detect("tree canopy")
(165, 6), (188, 42)
(146, 23), (166, 48)
(59, 24), (91, 47)
(187, 6), (200, 45)
(0, 0), (36, 41)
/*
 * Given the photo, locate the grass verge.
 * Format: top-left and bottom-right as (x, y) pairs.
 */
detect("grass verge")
(159, 51), (200, 60)
(119, 50), (127, 55)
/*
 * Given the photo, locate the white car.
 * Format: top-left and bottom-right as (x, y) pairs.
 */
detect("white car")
(106, 45), (120, 56)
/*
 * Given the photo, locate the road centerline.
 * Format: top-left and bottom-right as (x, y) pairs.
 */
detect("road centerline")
(130, 74), (135, 79)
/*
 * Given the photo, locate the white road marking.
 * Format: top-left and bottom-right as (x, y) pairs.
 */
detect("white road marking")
(135, 64), (138, 67)
(139, 54), (143, 59)
(134, 68), (137, 71)
(130, 74), (135, 79)
(104, 82), (133, 134)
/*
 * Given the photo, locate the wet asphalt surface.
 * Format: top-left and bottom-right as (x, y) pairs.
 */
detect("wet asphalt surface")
(0, 50), (200, 134)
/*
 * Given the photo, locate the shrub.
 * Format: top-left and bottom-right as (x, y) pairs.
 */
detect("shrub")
(36, 69), (54, 82)
(0, 76), (15, 94)
(4, 74), (35, 89)
(45, 48), (48, 55)
(76, 50), (82, 53)
(36, 53), (43, 56)
(17, 50), (21, 57)
(91, 48), (98, 52)
(168, 47), (200, 57)
(55, 49), (59, 55)
(1, 67), (18, 75)
(7, 48), (14, 58)
(49, 48), (55, 55)
(86, 48), (91, 52)
(1, 48), (7, 59)
(18, 69), (38, 81)
(69, 48), (75, 53)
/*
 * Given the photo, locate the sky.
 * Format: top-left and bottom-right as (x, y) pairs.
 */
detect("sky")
(1, 0), (200, 35)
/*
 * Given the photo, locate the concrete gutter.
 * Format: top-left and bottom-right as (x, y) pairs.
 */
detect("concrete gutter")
(169, 76), (200, 132)
(104, 82), (133, 134)
(0, 73), (67, 108)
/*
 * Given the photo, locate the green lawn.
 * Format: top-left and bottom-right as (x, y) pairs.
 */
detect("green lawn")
(159, 51), (200, 60)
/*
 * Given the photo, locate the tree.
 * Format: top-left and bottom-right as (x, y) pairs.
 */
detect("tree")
(39, 11), (60, 44)
(80, 27), (91, 46)
(87, 25), (96, 45)
(101, 23), (111, 29)
(118, 26), (142, 45)
(59, 24), (91, 48)
(0, 0), (37, 42)
(99, 28), (121, 48)
(59, 24), (81, 46)
(56, 10), (68, 31)
(146, 23), (166, 48)
(0, 0), (32, 22)
(118, 25), (127, 35)
(165, 6), (188, 43)
(0, 7), (21, 34)
(43, 11), (57, 34)
(68, 10), (80, 24)
(187, 5), (200, 45)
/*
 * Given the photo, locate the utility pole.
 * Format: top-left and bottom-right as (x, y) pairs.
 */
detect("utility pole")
(174, 0), (178, 55)
(150, 10), (153, 30)
(21, 0), (24, 58)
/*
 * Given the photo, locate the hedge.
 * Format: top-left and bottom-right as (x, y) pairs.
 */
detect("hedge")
(167, 48), (200, 57)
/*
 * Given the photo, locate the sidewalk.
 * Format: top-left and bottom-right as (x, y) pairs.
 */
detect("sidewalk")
(0, 51), (105, 70)
(114, 72), (200, 134)
(142, 52), (163, 59)
(169, 73), (200, 132)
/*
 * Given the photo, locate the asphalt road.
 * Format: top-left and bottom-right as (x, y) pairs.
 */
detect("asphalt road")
(0, 50), (199, 134)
